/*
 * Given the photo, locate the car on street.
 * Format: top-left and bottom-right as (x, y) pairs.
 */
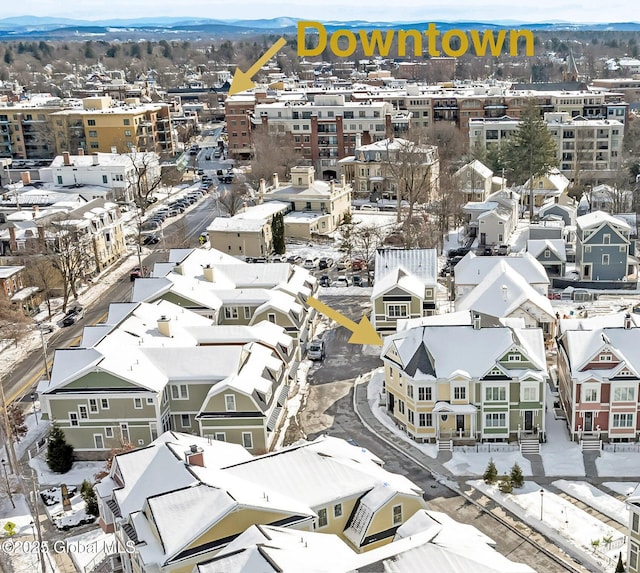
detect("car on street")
(319, 275), (331, 287)
(143, 233), (160, 245)
(38, 323), (55, 333)
(129, 267), (144, 281)
(62, 305), (84, 327)
(352, 275), (363, 287)
(204, 154), (211, 161)
(307, 339), (326, 360)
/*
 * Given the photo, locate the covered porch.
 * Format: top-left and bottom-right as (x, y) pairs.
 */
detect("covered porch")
(433, 401), (478, 441)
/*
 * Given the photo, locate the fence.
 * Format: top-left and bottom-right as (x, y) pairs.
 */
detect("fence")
(603, 443), (640, 453)
(453, 443), (519, 454)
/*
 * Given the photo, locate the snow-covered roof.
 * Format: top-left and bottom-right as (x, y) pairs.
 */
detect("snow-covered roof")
(454, 252), (549, 287)
(372, 266), (426, 299)
(207, 202), (289, 232)
(455, 159), (493, 180)
(577, 210), (631, 231)
(0, 265), (24, 279)
(456, 262), (555, 320)
(374, 248), (438, 283)
(526, 239), (567, 261)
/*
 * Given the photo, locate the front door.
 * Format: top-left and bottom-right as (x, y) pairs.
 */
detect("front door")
(456, 415), (465, 434)
(480, 232), (486, 245)
(524, 410), (533, 431)
(584, 412), (593, 432)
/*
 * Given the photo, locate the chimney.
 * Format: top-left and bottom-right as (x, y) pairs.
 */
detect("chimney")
(77, 147), (84, 156)
(330, 180), (335, 194)
(92, 153), (99, 166)
(624, 313), (633, 330)
(157, 315), (172, 337)
(20, 171), (31, 185)
(8, 225), (17, 252)
(340, 174), (346, 188)
(63, 151), (71, 166)
(501, 285), (508, 302)
(272, 173), (279, 188)
(202, 264), (215, 282)
(473, 312), (481, 330)
(185, 445), (204, 467)
(355, 133), (362, 149)
(173, 262), (183, 275)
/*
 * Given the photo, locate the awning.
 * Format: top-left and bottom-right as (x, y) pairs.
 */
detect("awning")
(432, 401), (477, 414)
(11, 286), (39, 301)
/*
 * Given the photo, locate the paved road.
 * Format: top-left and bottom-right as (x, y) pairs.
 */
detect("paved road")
(293, 294), (579, 573)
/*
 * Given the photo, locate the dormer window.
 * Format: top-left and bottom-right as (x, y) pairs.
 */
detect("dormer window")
(507, 354), (521, 362)
(599, 354), (613, 362)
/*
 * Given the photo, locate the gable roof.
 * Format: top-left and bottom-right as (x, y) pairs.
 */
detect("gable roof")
(526, 239), (567, 261)
(577, 210), (631, 231)
(374, 248), (438, 283)
(454, 252), (549, 287)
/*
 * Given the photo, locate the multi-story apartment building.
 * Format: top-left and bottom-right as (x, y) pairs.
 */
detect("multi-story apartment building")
(381, 316), (547, 446)
(339, 137), (439, 201)
(469, 112), (625, 182)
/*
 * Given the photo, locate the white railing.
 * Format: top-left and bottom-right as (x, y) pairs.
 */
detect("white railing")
(453, 443), (519, 454)
(603, 443), (640, 453)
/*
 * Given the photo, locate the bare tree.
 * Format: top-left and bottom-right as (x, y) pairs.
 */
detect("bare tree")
(248, 130), (299, 188)
(350, 223), (386, 283)
(21, 254), (60, 319)
(219, 182), (248, 217)
(124, 151), (164, 214)
(0, 297), (30, 346)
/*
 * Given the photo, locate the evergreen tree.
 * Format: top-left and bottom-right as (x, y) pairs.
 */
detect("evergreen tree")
(7, 404), (27, 442)
(615, 552), (626, 573)
(482, 458), (498, 484)
(81, 480), (99, 517)
(46, 425), (74, 473)
(510, 462), (525, 488)
(498, 475), (513, 493)
(502, 99), (558, 218)
(271, 212), (286, 255)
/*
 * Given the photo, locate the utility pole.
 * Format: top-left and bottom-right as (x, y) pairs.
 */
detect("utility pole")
(0, 380), (19, 474)
(31, 468), (47, 573)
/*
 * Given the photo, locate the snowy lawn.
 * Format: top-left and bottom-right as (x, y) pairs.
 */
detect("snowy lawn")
(29, 457), (105, 487)
(553, 479), (628, 525)
(44, 492), (97, 531)
(602, 482), (639, 497)
(445, 451), (532, 477)
(0, 494), (36, 536)
(471, 479), (625, 572)
(596, 452), (640, 477)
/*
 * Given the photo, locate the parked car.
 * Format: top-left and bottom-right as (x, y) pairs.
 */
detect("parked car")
(143, 233), (160, 245)
(129, 267), (144, 281)
(197, 169), (205, 175)
(351, 259), (366, 271)
(38, 323), (55, 334)
(318, 257), (333, 270)
(319, 275), (331, 287)
(303, 257), (319, 269)
(287, 255), (302, 264)
(352, 275), (363, 287)
(307, 339), (326, 360)
(332, 275), (351, 287)
(62, 306), (84, 327)
(204, 155), (211, 161)
(447, 247), (469, 259)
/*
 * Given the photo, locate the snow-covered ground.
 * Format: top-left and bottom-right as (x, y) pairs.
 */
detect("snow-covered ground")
(444, 450), (532, 477)
(603, 482), (639, 497)
(553, 479), (628, 525)
(28, 457), (105, 487)
(597, 452), (640, 477)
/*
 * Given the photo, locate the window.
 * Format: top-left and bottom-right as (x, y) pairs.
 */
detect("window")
(454, 386), (466, 400)
(90, 142), (99, 149)
(485, 413), (506, 427)
(87, 119), (96, 126)
(633, 512), (640, 534)
(94, 435), (104, 449)
(485, 387), (506, 401)
(180, 414), (190, 428)
(334, 503), (343, 518)
(69, 412), (79, 427)
(105, 427), (113, 438)
(583, 387), (598, 402)
(387, 304), (408, 318)
(102, 175), (108, 184)
(612, 413), (634, 427)
(407, 385), (414, 399)
(57, 175), (63, 184)
(419, 413), (432, 427)
(171, 384), (188, 400)
(522, 385), (538, 402)
(602, 254), (610, 265)
(124, 130), (132, 137)
(215, 432), (226, 441)
(603, 234), (610, 244)
(146, 397), (154, 405)
(77, 405), (88, 420)
(318, 508), (328, 528)
(392, 504), (402, 525)
(244, 306), (251, 319)
(225, 394), (236, 412)
(599, 354), (613, 362)
(123, 118), (130, 125)
(224, 307), (239, 320)
(408, 410), (414, 425)
(630, 541), (639, 570)
(120, 423), (130, 443)
(101, 398), (109, 409)
(544, 249), (551, 258)
(134, 398), (143, 409)
(398, 400), (405, 415)
(613, 386), (636, 402)
(89, 399), (98, 413)
(418, 387), (432, 401)
(149, 423), (158, 441)
(242, 432), (253, 449)
(268, 313), (276, 323)
(507, 354), (521, 362)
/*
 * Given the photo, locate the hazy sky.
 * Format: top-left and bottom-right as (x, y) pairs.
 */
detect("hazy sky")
(6, 0), (633, 24)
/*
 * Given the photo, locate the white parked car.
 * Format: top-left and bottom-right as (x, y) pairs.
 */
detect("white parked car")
(332, 275), (351, 287)
(307, 340), (326, 360)
(303, 257), (319, 269)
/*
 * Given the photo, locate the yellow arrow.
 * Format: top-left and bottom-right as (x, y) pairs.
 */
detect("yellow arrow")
(229, 37), (288, 96)
(307, 296), (382, 346)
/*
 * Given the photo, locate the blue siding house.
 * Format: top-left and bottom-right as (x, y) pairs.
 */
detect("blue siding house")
(576, 211), (632, 281)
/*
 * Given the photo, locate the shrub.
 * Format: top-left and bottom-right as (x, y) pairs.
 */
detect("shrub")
(81, 479), (99, 517)
(498, 475), (513, 493)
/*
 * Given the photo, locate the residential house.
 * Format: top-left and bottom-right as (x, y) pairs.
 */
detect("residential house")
(538, 200), (576, 227)
(371, 248), (438, 334)
(338, 137), (439, 202)
(455, 262), (557, 339)
(454, 160), (494, 203)
(99, 433), (428, 572)
(589, 184), (633, 214)
(575, 210), (634, 281)
(259, 166), (352, 238)
(206, 201), (289, 258)
(453, 252), (549, 300)
(626, 486), (640, 573)
(522, 168), (571, 213)
(527, 239), (567, 277)
(37, 299), (297, 457)
(381, 317), (547, 445)
(556, 312), (640, 443)
(0, 264), (41, 315)
(462, 189), (518, 246)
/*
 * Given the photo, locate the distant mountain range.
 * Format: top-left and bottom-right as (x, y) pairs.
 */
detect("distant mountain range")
(0, 16), (639, 40)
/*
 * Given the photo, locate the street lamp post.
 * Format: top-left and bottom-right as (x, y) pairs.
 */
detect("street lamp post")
(1, 458), (15, 509)
(540, 489), (544, 521)
(31, 393), (38, 425)
(37, 325), (50, 382)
